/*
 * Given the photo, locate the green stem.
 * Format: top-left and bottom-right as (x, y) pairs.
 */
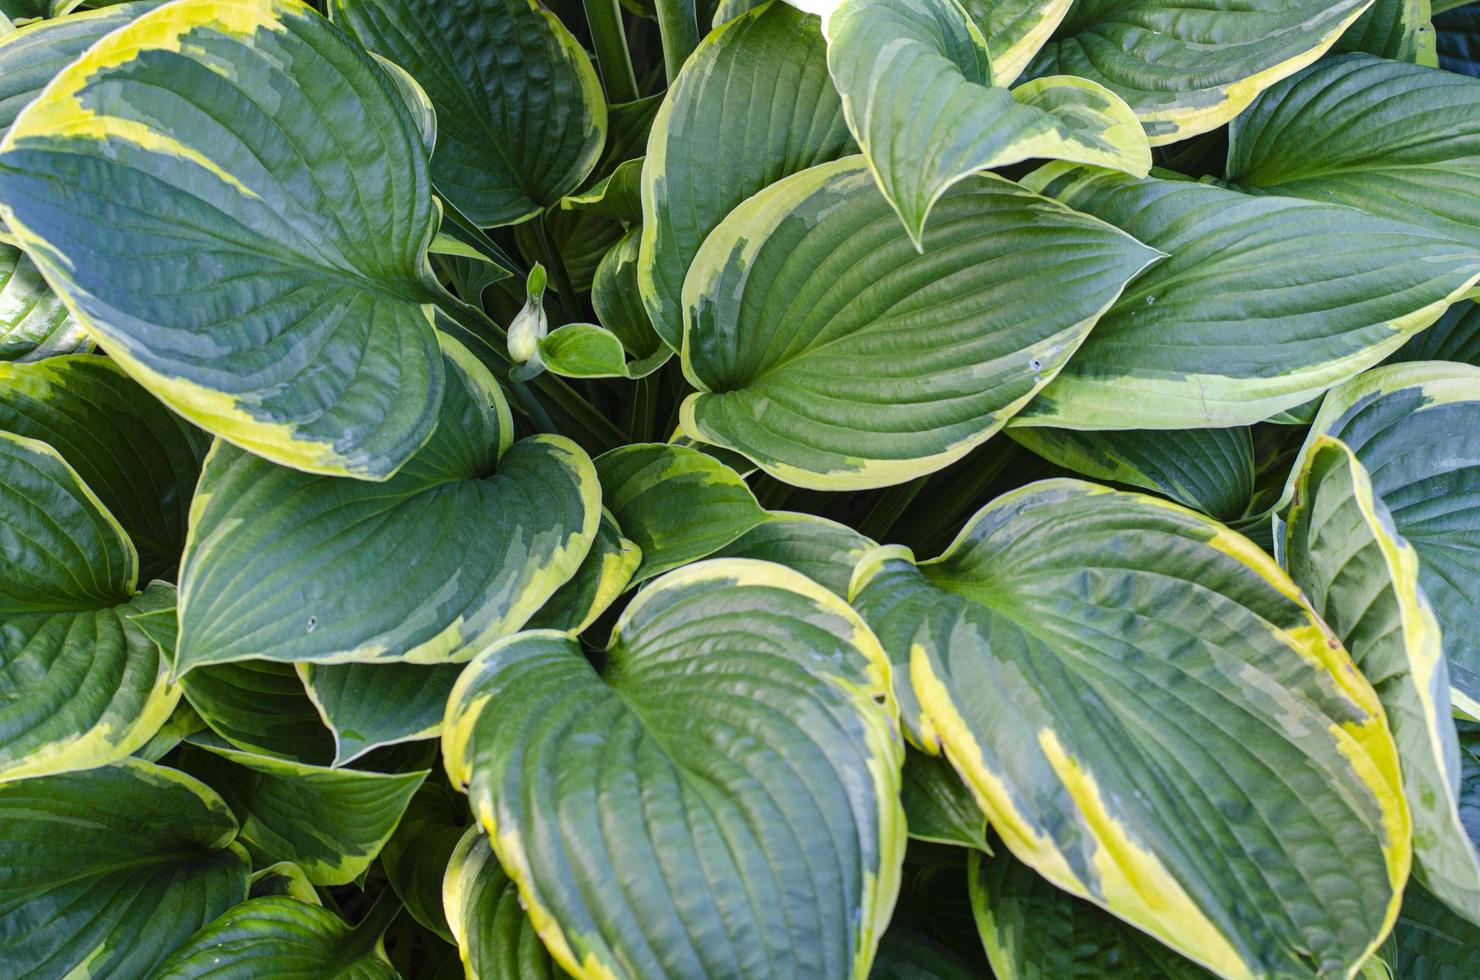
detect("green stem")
(582, 0), (640, 104)
(337, 890), (402, 965)
(654, 0), (699, 83)
(631, 375), (659, 442)
(432, 289), (626, 452)
(533, 214), (579, 310)
(858, 477), (928, 541)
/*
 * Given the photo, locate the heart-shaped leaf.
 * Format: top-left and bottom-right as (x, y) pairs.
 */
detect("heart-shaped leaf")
(177, 337), (600, 671)
(638, 0), (853, 349)
(1015, 165), (1480, 428)
(679, 157), (1159, 489)
(1229, 55), (1480, 251)
(0, 0), (446, 478)
(851, 480), (1408, 977)
(180, 734), (427, 886)
(0, 759), (249, 978)
(1299, 362), (1480, 718)
(332, 0), (605, 227)
(0, 354), (207, 579)
(0, 243), (87, 362)
(443, 559), (905, 979)
(1286, 436), (1480, 923)
(822, 0), (1149, 245)
(526, 509), (641, 632)
(1026, 0), (1371, 144)
(0, 431), (180, 780)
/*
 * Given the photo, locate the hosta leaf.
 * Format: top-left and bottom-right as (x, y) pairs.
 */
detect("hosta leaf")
(0, 0), (446, 478)
(0, 758), (249, 978)
(443, 827), (558, 979)
(1437, 4), (1480, 75)
(1026, 0), (1371, 144)
(901, 747), (987, 851)
(1009, 426), (1255, 522)
(593, 442), (766, 584)
(961, 0), (1071, 85)
(1384, 880), (1480, 978)
(443, 560), (905, 980)
(680, 157), (1159, 490)
(0, 432), (180, 779)
(0, 0), (162, 138)
(1392, 300), (1480, 365)
(1335, 0), (1434, 61)
(0, 354), (207, 579)
(1286, 437), (1480, 923)
(1017, 165), (1480, 429)
(592, 227), (662, 366)
(182, 660), (336, 763)
(823, 0), (1149, 244)
(1228, 54), (1480, 252)
(177, 339), (600, 671)
(512, 200), (625, 294)
(537, 321), (668, 380)
(332, 0), (605, 228)
(526, 510), (641, 633)
(152, 896), (399, 979)
(850, 481), (1408, 978)
(383, 783), (470, 941)
(869, 927), (980, 979)
(713, 511), (875, 598)
(561, 157), (644, 224)
(133, 698), (207, 763)
(0, 243), (87, 362)
(970, 849), (1215, 979)
(300, 661), (462, 765)
(1301, 362), (1480, 717)
(181, 734), (427, 886)
(251, 861), (320, 903)
(638, 0), (853, 349)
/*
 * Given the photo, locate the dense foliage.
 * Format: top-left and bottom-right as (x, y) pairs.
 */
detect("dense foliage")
(1, 0), (1478, 976)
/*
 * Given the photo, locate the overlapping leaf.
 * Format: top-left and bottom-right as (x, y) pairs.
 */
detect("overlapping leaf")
(182, 660), (337, 763)
(1229, 54), (1480, 251)
(152, 896), (399, 979)
(0, 0), (161, 137)
(0, 759), (249, 978)
(443, 827), (558, 979)
(680, 157), (1159, 489)
(850, 480), (1408, 978)
(638, 0), (853, 349)
(1286, 436), (1480, 923)
(0, 0), (446, 478)
(1026, 0), (1371, 143)
(594, 442), (766, 583)
(1015, 164), (1480, 428)
(332, 0), (605, 228)
(1300, 362), (1480, 717)
(177, 338), (600, 671)
(822, 0), (1150, 244)
(713, 511), (875, 598)
(443, 559), (905, 979)
(0, 243), (86, 362)
(960, 0), (1070, 85)
(0, 431), (180, 780)
(0, 354), (207, 578)
(1009, 425), (1256, 522)
(180, 735), (427, 886)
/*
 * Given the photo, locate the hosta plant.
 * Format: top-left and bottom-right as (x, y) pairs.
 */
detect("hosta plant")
(2, 0), (1480, 977)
